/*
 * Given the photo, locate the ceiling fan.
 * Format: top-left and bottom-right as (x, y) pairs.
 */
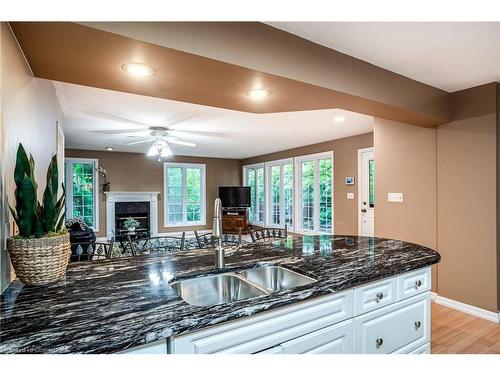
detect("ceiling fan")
(124, 126), (196, 161)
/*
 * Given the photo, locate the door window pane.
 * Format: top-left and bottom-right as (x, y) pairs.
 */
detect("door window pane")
(256, 168), (265, 223)
(247, 168), (256, 223)
(283, 164), (293, 227)
(319, 158), (332, 233)
(369, 159), (375, 208)
(301, 161), (315, 230)
(271, 165), (281, 225)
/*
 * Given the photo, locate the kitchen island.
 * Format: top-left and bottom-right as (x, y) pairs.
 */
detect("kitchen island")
(0, 235), (440, 354)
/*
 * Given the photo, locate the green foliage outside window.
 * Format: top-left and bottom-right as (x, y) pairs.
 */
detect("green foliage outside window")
(71, 162), (94, 227)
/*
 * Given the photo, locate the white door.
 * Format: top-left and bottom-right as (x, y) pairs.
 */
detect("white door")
(358, 148), (374, 236)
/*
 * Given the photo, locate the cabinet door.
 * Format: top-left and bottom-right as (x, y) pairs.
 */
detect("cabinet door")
(222, 217), (234, 231)
(354, 276), (397, 315)
(280, 319), (354, 354)
(234, 217), (246, 230)
(256, 346), (283, 354)
(354, 293), (430, 354)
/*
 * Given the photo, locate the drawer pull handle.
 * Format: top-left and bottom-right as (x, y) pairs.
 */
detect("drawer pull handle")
(376, 338), (384, 347)
(376, 292), (384, 302)
(414, 321), (422, 329)
(415, 280), (422, 288)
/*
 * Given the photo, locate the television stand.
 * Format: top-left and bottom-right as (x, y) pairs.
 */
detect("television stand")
(222, 208), (248, 234)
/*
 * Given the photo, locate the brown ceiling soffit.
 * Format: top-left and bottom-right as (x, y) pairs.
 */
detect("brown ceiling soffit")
(451, 82), (498, 121)
(11, 22), (445, 127)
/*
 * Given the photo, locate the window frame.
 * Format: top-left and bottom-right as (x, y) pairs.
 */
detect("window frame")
(64, 157), (99, 232)
(242, 162), (266, 225)
(294, 151), (334, 235)
(163, 162), (206, 228)
(265, 158), (294, 228)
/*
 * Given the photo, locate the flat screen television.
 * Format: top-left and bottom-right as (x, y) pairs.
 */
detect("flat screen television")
(219, 186), (251, 208)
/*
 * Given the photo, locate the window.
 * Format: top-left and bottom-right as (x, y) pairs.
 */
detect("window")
(65, 158), (99, 230)
(243, 164), (265, 224)
(164, 162), (206, 227)
(295, 152), (333, 234)
(266, 159), (293, 228)
(369, 159), (375, 207)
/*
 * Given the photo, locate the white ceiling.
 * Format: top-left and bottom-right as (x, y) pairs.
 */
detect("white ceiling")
(54, 81), (373, 159)
(267, 22), (500, 92)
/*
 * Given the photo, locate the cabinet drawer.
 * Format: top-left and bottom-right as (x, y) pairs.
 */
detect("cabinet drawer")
(354, 276), (397, 315)
(354, 293), (430, 354)
(398, 267), (431, 300)
(172, 290), (353, 353)
(280, 319), (354, 354)
(408, 343), (431, 354)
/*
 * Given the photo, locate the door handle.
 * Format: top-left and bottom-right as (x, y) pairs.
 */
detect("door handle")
(361, 209), (367, 213)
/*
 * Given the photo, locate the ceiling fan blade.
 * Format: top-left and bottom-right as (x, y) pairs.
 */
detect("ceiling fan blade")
(126, 139), (154, 146)
(87, 111), (152, 127)
(167, 129), (226, 138)
(165, 137), (196, 147)
(166, 115), (197, 127)
(90, 128), (149, 135)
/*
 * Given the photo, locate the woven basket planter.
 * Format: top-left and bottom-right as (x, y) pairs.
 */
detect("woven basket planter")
(7, 233), (71, 286)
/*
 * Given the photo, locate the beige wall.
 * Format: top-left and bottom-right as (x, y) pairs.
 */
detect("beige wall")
(64, 149), (241, 237)
(241, 132), (374, 235)
(437, 113), (497, 311)
(373, 119), (437, 249)
(373, 119), (438, 290)
(0, 23), (63, 292)
(374, 83), (499, 312)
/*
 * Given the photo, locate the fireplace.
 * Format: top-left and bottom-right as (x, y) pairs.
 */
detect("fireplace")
(114, 201), (150, 235)
(105, 191), (159, 239)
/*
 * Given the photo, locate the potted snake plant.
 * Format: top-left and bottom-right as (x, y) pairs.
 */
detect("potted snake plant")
(7, 144), (70, 286)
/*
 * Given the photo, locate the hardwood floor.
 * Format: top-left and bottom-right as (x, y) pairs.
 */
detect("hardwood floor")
(431, 302), (500, 354)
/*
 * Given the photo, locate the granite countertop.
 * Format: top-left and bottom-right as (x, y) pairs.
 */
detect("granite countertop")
(0, 235), (440, 354)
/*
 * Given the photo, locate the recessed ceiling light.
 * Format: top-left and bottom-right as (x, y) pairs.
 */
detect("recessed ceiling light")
(121, 63), (154, 77)
(245, 88), (271, 100)
(333, 116), (346, 123)
(105, 146), (114, 151)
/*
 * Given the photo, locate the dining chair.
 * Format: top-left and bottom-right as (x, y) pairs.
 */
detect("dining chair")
(128, 233), (186, 255)
(248, 224), (287, 243)
(69, 239), (115, 262)
(194, 230), (242, 249)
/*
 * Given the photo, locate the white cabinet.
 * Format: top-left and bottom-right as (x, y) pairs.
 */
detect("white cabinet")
(398, 267), (431, 300)
(409, 343), (431, 354)
(280, 319), (354, 354)
(122, 267), (432, 354)
(354, 277), (398, 315)
(256, 346), (283, 354)
(170, 290), (353, 354)
(354, 293), (430, 354)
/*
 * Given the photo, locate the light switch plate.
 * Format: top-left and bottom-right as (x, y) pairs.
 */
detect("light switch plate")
(388, 192), (404, 203)
(347, 192), (355, 200)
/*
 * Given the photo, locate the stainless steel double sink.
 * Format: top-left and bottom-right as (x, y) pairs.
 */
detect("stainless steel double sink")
(169, 266), (317, 307)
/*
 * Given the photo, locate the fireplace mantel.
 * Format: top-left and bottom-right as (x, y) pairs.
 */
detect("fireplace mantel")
(105, 191), (159, 239)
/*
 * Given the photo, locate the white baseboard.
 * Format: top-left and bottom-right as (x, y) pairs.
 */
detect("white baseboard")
(433, 293), (500, 323)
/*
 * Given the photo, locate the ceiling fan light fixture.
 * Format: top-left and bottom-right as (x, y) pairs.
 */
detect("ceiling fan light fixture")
(121, 63), (154, 77)
(147, 139), (172, 161)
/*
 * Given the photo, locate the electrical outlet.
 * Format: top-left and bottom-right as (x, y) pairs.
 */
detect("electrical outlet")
(346, 192), (355, 200)
(387, 192), (404, 203)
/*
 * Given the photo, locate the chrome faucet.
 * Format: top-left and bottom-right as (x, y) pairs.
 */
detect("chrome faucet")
(212, 198), (225, 269)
